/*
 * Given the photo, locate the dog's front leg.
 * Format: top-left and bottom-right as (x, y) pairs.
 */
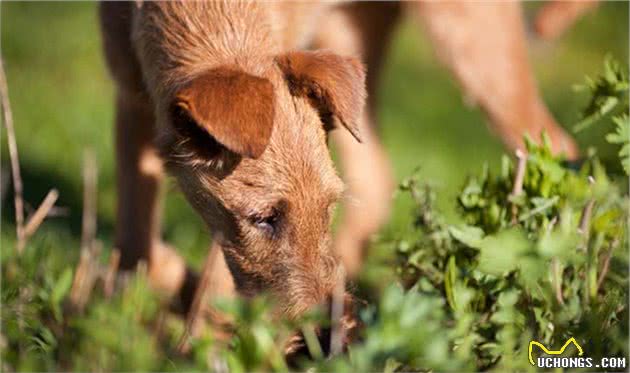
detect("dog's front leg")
(113, 89), (188, 296)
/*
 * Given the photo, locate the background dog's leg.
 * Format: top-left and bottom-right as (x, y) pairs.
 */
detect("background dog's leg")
(535, 0), (599, 40)
(312, 2), (401, 277)
(413, 2), (579, 159)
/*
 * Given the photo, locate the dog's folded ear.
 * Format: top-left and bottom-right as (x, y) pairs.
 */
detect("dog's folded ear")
(276, 51), (366, 142)
(171, 68), (275, 159)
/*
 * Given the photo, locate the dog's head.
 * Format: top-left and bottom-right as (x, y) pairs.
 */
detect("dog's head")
(159, 51), (365, 317)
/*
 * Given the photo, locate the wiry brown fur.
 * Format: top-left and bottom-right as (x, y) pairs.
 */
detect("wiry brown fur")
(131, 1), (277, 101)
(100, 1), (590, 318)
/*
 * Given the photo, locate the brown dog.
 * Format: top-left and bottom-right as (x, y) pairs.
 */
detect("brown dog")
(101, 1), (365, 316)
(100, 1), (585, 315)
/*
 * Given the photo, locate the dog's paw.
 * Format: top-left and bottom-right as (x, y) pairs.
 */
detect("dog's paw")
(148, 242), (188, 296)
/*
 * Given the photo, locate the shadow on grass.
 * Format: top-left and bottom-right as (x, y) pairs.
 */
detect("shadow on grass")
(2, 158), (115, 245)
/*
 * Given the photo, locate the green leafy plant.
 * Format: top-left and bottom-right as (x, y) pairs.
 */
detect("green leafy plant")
(574, 56), (629, 174)
(380, 57), (630, 371)
(393, 140), (627, 371)
(606, 114), (630, 174)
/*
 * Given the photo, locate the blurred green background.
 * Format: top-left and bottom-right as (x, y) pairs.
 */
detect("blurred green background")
(1, 2), (628, 271)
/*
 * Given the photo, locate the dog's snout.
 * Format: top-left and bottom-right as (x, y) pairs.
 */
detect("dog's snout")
(282, 255), (343, 317)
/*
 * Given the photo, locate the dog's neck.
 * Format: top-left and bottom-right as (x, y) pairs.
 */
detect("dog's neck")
(132, 1), (278, 102)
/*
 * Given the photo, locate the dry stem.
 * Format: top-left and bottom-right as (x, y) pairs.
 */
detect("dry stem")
(596, 239), (619, 292)
(23, 189), (58, 239)
(578, 176), (596, 251)
(510, 149), (527, 224)
(177, 243), (219, 353)
(81, 149), (97, 252)
(511, 149), (527, 197)
(70, 247), (93, 311)
(103, 249), (121, 298)
(0, 58), (25, 252)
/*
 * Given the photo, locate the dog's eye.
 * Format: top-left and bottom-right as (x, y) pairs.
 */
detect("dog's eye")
(249, 209), (281, 237)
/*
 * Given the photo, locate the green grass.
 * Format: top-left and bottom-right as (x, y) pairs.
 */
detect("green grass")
(0, 2), (628, 370)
